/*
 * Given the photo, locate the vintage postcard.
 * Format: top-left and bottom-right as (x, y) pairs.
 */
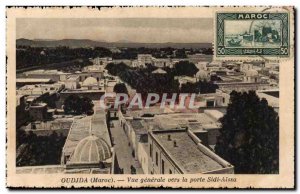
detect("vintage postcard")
(6, 6), (295, 189)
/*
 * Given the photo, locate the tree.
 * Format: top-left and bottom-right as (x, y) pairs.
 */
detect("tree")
(174, 48), (187, 58)
(63, 94), (81, 114)
(63, 95), (94, 115)
(197, 80), (219, 94)
(113, 83), (128, 94)
(16, 131), (67, 166)
(215, 91), (279, 174)
(174, 61), (198, 77)
(81, 97), (94, 115)
(105, 62), (129, 76)
(16, 129), (27, 148)
(180, 80), (219, 94)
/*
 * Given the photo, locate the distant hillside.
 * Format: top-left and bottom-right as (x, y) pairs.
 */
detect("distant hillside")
(16, 38), (212, 49)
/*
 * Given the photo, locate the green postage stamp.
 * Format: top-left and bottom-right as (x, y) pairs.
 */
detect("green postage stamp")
(216, 12), (290, 57)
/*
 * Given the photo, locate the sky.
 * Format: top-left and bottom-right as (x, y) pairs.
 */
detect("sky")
(224, 20), (282, 35)
(16, 18), (213, 43)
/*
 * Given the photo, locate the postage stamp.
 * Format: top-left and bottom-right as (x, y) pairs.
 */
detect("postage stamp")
(216, 12), (290, 57)
(6, 6), (295, 189)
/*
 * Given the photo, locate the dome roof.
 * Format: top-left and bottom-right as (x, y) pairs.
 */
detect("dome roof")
(245, 69), (258, 77)
(196, 70), (208, 80)
(82, 77), (98, 86)
(152, 68), (167, 74)
(70, 135), (111, 164)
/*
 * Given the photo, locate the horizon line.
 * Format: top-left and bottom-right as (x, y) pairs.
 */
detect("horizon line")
(16, 38), (213, 44)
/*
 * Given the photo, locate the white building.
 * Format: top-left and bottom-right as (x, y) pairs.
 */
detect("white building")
(136, 54), (153, 67)
(196, 61), (209, 71)
(153, 58), (173, 68)
(92, 57), (112, 67)
(64, 75), (79, 90)
(240, 63), (253, 73)
(243, 69), (261, 83)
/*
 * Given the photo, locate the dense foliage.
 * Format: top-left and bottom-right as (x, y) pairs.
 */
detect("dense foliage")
(113, 83), (128, 94)
(106, 62), (219, 101)
(173, 61), (199, 77)
(16, 130), (66, 166)
(17, 45), (213, 70)
(63, 95), (94, 115)
(180, 80), (219, 94)
(16, 46), (110, 69)
(215, 91), (279, 174)
(105, 62), (129, 76)
(106, 63), (179, 98)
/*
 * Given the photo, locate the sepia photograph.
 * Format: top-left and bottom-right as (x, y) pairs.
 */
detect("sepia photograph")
(6, 6), (295, 189)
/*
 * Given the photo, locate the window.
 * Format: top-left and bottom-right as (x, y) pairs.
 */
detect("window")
(155, 152), (158, 166)
(169, 169), (172, 174)
(161, 159), (165, 174)
(207, 100), (214, 107)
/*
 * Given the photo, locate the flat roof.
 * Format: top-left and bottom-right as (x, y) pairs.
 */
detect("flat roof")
(151, 130), (225, 173)
(125, 105), (167, 118)
(256, 91), (279, 107)
(216, 82), (269, 86)
(30, 102), (47, 108)
(17, 84), (63, 96)
(16, 78), (52, 83)
(24, 117), (73, 131)
(153, 113), (220, 131)
(25, 69), (67, 75)
(204, 110), (224, 121)
(61, 89), (105, 93)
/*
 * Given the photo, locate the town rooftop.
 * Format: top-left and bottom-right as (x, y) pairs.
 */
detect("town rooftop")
(150, 129), (232, 174)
